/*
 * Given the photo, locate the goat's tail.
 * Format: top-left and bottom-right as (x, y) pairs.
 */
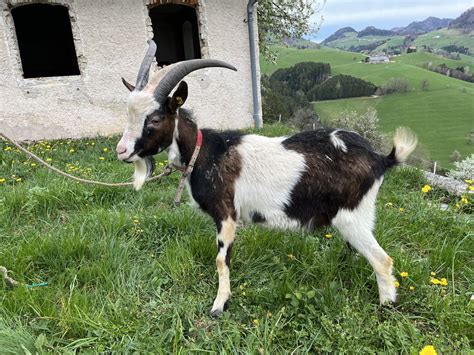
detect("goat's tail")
(385, 127), (418, 168)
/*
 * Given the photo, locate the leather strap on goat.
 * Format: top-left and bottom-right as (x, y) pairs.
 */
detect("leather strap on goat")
(174, 129), (203, 205)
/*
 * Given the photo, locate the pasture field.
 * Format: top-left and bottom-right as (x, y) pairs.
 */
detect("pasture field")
(394, 51), (474, 69)
(321, 32), (405, 52)
(0, 130), (472, 353)
(261, 46), (474, 167)
(414, 28), (474, 53)
(260, 46), (365, 75)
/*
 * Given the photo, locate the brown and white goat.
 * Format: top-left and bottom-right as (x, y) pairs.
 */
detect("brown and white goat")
(117, 41), (418, 316)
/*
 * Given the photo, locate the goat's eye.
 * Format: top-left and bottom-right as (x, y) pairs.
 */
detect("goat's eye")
(150, 117), (161, 125)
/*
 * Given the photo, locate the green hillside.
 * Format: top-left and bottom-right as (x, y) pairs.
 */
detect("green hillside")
(315, 89), (473, 168)
(414, 28), (474, 52)
(394, 51), (474, 68)
(260, 46), (474, 167)
(260, 46), (365, 75)
(323, 31), (403, 52)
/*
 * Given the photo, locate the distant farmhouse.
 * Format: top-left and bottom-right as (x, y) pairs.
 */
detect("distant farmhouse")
(365, 55), (390, 64)
(0, 0), (261, 140)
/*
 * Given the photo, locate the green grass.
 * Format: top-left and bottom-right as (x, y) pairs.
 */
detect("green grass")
(314, 88), (473, 168)
(395, 51), (474, 69)
(1, 132), (473, 353)
(324, 32), (404, 52)
(260, 46), (365, 75)
(414, 28), (474, 52)
(261, 46), (474, 167)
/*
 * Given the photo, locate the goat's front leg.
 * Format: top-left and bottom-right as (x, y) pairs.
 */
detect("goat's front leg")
(210, 217), (236, 317)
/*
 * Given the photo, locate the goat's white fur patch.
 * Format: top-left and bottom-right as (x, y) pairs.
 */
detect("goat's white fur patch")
(233, 135), (306, 229)
(120, 91), (160, 158)
(329, 130), (348, 152)
(168, 118), (182, 167)
(332, 178), (397, 304)
(393, 127), (418, 163)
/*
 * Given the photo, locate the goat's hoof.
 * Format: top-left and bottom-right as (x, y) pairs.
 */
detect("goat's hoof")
(210, 308), (223, 318)
(210, 300), (229, 318)
(379, 298), (397, 310)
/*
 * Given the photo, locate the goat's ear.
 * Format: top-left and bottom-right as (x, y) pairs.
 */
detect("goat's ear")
(169, 81), (188, 112)
(121, 77), (135, 92)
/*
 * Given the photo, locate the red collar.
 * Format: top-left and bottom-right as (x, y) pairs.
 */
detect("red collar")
(195, 129), (203, 150)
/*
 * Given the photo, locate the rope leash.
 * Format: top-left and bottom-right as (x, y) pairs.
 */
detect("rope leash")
(0, 132), (175, 187)
(0, 266), (48, 288)
(1, 126), (204, 288)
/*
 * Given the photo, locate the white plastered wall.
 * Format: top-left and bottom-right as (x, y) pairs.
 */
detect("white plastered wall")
(0, 0), (261, 141)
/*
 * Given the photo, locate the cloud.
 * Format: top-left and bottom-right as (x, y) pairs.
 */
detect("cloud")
(311, 0), (472, 27)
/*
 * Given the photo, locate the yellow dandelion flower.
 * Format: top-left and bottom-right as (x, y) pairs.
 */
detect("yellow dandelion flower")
(31, 163), (36, 167)
(400, 271), (408, 278)
(99, 157), (105, 160)
(455, 203), (461, 208)
(465, 179), (473, 184)
(421, 185), (432, 193)
(430, 272), (436, 276)
(69, 149), (75, 153)
(461, 197), (468, 204)
(252, 319), (259, 326)
(324, 233), (333, 239)
(4, 146), (12, 151)
(439, 278), (448, 286)
(409, 286), (415, 291)
(0, 178), (5, 183)
(430, 278), (440, 285)
(468, 186), (474, 191)
(103, 148), (108, 152)
(419, 345), (437, 355)
(394, 281), (400, 288)
(399, 208), (405, 212)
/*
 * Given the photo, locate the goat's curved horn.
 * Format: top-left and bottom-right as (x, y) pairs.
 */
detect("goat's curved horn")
(135, 40), (157, 91)
(153, 59), (237, 103)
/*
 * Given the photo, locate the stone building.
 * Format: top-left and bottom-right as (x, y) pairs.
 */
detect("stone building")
(0, 0), (261, 140)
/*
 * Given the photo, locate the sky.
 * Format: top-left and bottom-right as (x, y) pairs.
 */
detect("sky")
(308, 0), (473, 43)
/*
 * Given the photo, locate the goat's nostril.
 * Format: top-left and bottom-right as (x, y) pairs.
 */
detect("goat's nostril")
(116, 146), (127, 155)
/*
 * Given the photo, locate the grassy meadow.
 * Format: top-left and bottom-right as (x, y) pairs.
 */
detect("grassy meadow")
(414, 28), (474, 53)
(261, 46), (474, 167)
(1, 129), (473, 353)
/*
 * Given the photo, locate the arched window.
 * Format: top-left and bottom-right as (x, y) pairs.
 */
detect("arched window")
(149, 4), (201, 66)
(11, 3), (80, 78)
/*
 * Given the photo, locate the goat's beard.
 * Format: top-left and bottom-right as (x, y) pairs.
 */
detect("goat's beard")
(133, 156), (155, 191)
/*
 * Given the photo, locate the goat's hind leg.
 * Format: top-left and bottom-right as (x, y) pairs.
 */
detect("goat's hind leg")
(210, 217), (236, 316)
(332, 217), (397, 304)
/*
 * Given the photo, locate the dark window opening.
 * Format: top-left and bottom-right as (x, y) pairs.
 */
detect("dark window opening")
(12, 3), (80, 78)
(149, 4), (201, 66)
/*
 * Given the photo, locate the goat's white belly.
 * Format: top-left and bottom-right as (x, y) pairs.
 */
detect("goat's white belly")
(234, 135), (307, 229)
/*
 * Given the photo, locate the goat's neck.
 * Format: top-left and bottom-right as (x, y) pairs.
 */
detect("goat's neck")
(174, 113), (199, 167)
